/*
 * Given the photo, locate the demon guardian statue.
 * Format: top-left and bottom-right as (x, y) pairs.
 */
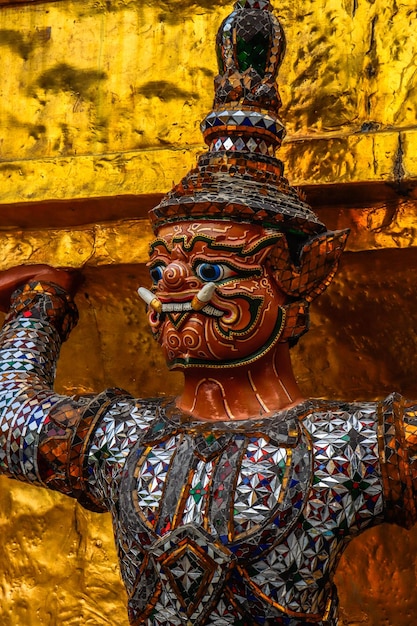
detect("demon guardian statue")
(0, 2), (415, 625)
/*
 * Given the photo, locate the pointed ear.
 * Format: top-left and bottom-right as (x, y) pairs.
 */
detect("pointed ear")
(270, 229), (349, 302)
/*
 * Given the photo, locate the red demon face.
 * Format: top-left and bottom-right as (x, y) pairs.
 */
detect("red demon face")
(145, 221), (287, 370)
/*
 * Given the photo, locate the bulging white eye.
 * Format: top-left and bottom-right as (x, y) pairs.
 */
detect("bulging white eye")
(195, 262), (236, 282)
(149, 264), (165, 284)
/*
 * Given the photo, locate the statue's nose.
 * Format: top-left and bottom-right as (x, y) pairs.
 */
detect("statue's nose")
(162, 261), (198, 291)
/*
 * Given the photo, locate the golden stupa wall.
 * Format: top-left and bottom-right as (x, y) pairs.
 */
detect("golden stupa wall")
(0, 0), (416, 624)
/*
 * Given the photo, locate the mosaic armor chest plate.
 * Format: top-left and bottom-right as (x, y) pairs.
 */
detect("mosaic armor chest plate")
(88, 399), (386, 626)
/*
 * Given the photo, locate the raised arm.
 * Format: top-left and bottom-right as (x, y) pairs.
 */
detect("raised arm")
(0, 266), (123, 511)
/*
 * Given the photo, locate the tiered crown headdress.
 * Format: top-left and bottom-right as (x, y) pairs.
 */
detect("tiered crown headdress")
(149, 0), (348, 342)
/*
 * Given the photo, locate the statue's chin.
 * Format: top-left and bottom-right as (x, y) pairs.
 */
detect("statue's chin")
(164, 339), (281, 372)
(162, 306), (286, 371)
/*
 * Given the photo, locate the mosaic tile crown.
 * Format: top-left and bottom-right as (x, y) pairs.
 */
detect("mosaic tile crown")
(150, 1), (325, 235)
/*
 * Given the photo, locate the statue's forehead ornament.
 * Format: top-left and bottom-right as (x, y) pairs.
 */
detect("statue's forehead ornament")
(149, 231), (283, 257)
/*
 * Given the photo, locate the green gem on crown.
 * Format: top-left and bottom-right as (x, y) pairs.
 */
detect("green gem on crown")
(236, 33), (270, 76)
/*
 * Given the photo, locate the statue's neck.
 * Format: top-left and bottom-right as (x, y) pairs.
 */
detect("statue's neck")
(176, 343), (303, 421)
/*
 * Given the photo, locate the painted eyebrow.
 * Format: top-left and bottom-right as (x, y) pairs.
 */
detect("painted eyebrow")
(149, 233), (283, 256)
(149, 238), (171, 255)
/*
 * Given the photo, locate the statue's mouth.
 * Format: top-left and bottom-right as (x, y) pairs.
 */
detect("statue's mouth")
(160, 301), (223, 317)
(138, 283), (222, 317)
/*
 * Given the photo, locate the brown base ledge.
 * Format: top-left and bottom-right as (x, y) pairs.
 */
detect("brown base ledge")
(0, 181), (416, 230)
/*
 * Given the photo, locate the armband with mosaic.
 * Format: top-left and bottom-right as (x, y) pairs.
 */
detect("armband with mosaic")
(37, 388), (131, 512)
(5, 280), (79, 342)
(378, 393), (417, 528)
